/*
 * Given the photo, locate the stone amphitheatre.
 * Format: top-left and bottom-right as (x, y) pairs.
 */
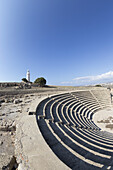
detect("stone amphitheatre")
(0, 84), (113, 170)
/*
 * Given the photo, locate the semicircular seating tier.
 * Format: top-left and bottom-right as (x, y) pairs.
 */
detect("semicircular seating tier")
(36, 89), (113, 170)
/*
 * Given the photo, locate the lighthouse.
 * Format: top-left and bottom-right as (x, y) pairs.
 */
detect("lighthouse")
(26, 70), (30, 82)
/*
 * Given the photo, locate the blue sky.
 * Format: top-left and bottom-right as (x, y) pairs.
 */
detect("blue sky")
(0, 0), (113, 86)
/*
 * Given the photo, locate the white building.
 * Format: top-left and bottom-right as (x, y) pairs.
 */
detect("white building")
(26, 70), (30, 82)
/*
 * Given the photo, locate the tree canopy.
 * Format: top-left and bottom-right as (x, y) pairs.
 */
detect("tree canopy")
(34, 77), (46, 87)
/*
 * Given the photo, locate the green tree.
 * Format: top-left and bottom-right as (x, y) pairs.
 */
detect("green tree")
(34, 77), (46, 87)
(95, 84), (102, 87)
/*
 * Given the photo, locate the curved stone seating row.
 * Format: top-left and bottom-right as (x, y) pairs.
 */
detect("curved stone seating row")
(72, 90), (111, 109)
(36, 90), (113, 169)
(91, 90), (111, 108)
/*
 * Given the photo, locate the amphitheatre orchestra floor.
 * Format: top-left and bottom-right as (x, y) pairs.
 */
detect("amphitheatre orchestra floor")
(93, 108), (113, 133)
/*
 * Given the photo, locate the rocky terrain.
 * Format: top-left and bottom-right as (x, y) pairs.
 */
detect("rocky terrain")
(0, 92), (40, 170)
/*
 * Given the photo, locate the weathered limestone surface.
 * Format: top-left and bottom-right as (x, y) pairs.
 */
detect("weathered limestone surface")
(15, 115), (70, 170)
(0, 93), (38, 169)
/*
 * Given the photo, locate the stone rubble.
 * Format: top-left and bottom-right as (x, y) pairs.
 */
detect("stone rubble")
(0, 93), (37, 170)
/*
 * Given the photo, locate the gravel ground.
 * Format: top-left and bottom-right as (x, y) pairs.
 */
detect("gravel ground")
(0, 93), (39, 169)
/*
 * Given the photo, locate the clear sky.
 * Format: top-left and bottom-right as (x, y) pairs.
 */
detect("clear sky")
(0, 0), (113, 86)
